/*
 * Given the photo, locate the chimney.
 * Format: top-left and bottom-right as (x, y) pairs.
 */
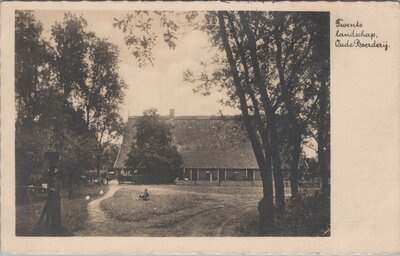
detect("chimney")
(169, 109), (175, 120)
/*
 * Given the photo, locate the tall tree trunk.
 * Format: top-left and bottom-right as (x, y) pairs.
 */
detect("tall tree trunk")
(271, 16), (307, 199)
(258, 163), (275, 234)
(306, 12), (330, 193)
(318, 79), (329, 192)
(218, 12), (275, 233)
(289, 131), (302, 197)
(239, 11), (285, 210)
(282, 93), (302, 198)
(268, 117), (285, 210)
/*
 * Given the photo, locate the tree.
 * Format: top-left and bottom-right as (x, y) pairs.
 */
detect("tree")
(15, 10), (45, 178)
(125, 109), (183, 183)
(29, 85), (97, 198)
(51, 13), (127, 177)
(212, 12), (278, 228)
(15, 11), (126, 204)
(185, 11), (328, 202)
(266, 12), (319, 197)
(15, 11), (53, 125)
(308, 13), (330, 192)
(44, 13), (100, 191)
(15, 11), (56, 203)
(85, 38), (126, 177)
(51, 13), (93, 100)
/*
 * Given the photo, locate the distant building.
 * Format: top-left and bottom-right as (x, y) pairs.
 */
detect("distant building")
(113, 109), (265, 184)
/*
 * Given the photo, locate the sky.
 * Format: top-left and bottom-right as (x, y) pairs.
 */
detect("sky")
(34, 10), (240, 120)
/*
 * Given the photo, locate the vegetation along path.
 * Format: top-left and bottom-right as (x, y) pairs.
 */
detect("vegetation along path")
(74, 184), (267, 236)
(74, 182), (121, 236)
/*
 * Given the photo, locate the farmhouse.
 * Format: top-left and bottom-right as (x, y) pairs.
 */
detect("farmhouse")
(113, 109), (268, 185)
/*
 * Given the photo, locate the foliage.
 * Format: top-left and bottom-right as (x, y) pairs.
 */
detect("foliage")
(184, 11), (329, 200)
(233, 190), (330, 237)
(273, 191), (330, 236)
(15, 11), (126, 195)
(51, 13), (127, 174)
(113, 11), (181, 67)
(51, 13), (93, 99)
(15, 11), (52, 125)
(15, 11), (53, 188)
(125, 109), (183, 183)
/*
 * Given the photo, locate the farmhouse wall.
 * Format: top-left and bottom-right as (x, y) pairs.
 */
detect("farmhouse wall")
(175, 179), (322, 188)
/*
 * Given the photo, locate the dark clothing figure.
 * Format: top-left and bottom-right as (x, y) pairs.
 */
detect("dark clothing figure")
(137, 188), (150, 201)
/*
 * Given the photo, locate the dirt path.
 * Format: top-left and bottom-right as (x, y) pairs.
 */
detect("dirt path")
(74, 184), (121, 236)
(75, 185), (259, 236)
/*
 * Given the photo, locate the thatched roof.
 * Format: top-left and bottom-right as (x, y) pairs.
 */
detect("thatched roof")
(114, 115), (258, 169)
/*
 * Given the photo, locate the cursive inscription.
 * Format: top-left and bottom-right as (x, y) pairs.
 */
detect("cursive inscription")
(335, 19), (389, 51)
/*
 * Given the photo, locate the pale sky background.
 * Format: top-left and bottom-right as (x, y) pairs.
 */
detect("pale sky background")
(33, 10), (240, 121)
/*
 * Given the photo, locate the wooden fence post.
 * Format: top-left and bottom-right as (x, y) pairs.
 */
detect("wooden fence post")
(37, 151), (63, 235)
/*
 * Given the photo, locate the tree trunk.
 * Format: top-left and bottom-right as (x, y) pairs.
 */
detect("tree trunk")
(268, 118), (285, 210)
(270, 16), (307, 200)
(318, 80), (329, 192)
(289, 131), (302, 197)
(238, 11), (285, 211)
(226, 14), (284, 210)
(218, 11), (275, 232)
(258, 169), (275, 235)
(255, 144), (275, 235)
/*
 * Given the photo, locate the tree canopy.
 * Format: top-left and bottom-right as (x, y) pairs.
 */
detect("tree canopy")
(125, 109), (183, 183)
(15, 11), (126, 197)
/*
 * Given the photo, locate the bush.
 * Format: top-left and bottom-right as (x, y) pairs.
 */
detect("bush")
(273, 191), (330, 236)
(235, 190), (330, 237)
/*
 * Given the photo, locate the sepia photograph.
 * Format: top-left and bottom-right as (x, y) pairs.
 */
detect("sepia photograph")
(14, 9), (331, 237)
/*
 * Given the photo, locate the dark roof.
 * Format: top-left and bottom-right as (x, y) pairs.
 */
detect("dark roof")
(114, 115), (258, 169)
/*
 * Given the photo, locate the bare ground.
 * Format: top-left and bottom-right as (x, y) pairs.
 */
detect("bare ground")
(74, 183), (263, 236)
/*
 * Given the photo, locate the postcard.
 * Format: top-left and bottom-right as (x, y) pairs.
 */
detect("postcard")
(1, 1), (399, 254)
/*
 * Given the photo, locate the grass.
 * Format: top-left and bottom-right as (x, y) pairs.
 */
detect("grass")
(167, 185), (302, 199)
(100, 188), (207, 222)
(16, 184), (109, 236)
(16, 184), (330, 237)
(233, 192), (331, 236)
(167, 185), (264, 196)
(100, 185), (329, 237)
